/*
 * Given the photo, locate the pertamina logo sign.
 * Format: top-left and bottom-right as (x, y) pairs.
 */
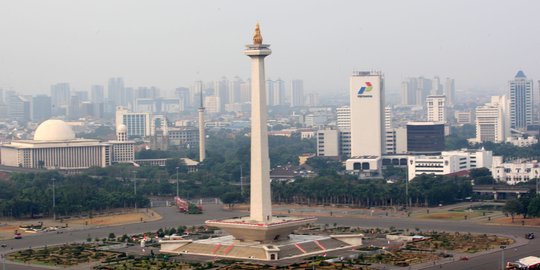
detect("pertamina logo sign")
(357, 82), (374, 98)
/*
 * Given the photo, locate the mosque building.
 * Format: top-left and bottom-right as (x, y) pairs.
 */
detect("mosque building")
(0, 119), (134, 170)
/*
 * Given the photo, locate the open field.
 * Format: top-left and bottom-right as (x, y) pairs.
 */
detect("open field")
(0, 209), (161, 240)
(69, 210), (161, 226)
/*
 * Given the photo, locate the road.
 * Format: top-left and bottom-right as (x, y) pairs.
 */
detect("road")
(0, 204), (538, 269)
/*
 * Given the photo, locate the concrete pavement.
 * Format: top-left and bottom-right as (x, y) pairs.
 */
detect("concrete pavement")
(0, 203), (537, 269)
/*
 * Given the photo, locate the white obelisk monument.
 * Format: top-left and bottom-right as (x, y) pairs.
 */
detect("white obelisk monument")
(204, 25), (315, 243)
(245, 23), (272, 224)
(198, 90), (206, 162)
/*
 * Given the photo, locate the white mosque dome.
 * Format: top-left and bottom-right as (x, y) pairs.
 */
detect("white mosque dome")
(117, 124), (127, 133)
(34, 119), (76, 141)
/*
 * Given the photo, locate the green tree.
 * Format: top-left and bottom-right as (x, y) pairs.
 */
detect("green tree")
(503, 199), (523, 223)
(527, 196), (540, 217)
(220, 192), (245, 209)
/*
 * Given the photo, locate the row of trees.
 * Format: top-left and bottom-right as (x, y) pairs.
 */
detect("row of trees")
(271, 174), (472, 207)
(503, 194), (540, 221)
(0, 172), (149, 218)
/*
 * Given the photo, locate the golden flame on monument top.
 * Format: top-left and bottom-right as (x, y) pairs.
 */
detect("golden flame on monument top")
(253, 23), (263, 45)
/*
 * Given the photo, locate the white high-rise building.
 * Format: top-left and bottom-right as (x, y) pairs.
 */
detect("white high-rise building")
(509, 71), (533, 130)
(204, 96), (221, 114)
(290, 79), (304, 107)
(336, 106), (350, 130)
(385, 106), (393, 129)
(191, 81), (204, 107)
(228, 77), (242, 104)
(431, 76), (442, 95)
(239, 79), (251, 103)
(115, 106), (151, 137)
(349, 71), (385, 157)
(426, 95), (446, 122)
(108, 77), (126, 106)
(401, 78), (418, 106)
(50, 83), (70, 116)
(475, 96), (510, 143)
(214, 77), (228, 113)
(416, 77), (432, 106)
(444, 78), (455, 106)
(316, 128), (340, 157)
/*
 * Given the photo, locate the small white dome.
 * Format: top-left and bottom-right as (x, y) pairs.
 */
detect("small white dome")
(34, 119), (76, 141)
(117, 124), (127, 133)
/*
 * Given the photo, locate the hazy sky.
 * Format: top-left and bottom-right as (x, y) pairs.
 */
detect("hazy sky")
(0, 0), (539, 96)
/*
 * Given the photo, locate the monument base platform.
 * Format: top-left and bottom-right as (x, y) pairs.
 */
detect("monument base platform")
(205, 215), (317, 243)
(160, 233), (363, 261)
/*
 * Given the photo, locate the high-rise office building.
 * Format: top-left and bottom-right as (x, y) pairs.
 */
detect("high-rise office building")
(7, 93), (31, 124)
(444, 78), (455, 106)
(191, 81), (204, 108)
(50, 83), (70, 116)
(401, 79), (416, 106)
(239, 79), (251, 103)
(426, 95), (446, 122)
(316, 128), (340, 157)
(266, 79), (274, 106)
(108, 77), (125, 106)
(406, 122), (445, 154)
(175, 87), (191, 110)
(475, 96), (510, 143)
(384, 106), (393, 130)
(267, 79), (285, 106)
(416, 77), (432, 106)
(305, 93), (319, 107)
(228, 77), (242, 105)
(290, 79), (304, 107)
(115, 106), (151, 137)
(509, 71), (533, 130)
(336, 106), (350, 130)
(431, 76), (442, 95)
(32, 95), (52, 122)
(350, 71), (385, 157)
(136, 86), (159, 100)
(204, 96), (221, 114)
(214, 77), (228, 112)
(90, 85), (104, 103)
(73, 91), (88, 102)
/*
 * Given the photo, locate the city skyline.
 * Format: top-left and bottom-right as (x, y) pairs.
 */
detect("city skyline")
(0, 1), (539, 96)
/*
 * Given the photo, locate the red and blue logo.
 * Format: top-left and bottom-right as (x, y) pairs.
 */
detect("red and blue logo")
(357, 82), (373, 97)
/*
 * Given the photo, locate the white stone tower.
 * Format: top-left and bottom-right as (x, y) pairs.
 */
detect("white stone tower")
(204, 24), (315, 243)
(198, 90), (206, 162)
(245, 23), (272, 223)
(116, 124), (127, 141)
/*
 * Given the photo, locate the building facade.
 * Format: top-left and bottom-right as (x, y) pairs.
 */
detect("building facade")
(475, 96), (510, 143)
(509, 71), (533, 130)
(336, 106), (350, 130)
(426, 95), (446, 122)
(290, 80), (304, 107)
(0, 120), (135, 169)
(407, 148), (494, 180)
(406, 122), (445, 154)
(115, 106), (151, 137)
(349, 71), (385, 157)
(444, 78), (455, 107)
(492, 159), (540, 185)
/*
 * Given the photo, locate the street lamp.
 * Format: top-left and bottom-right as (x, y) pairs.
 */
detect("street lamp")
(133, 171), (137, 209)
(405, 178), (409, 210)
(500, 245), (506, 270)
(52, 177), (56, 220)
(175, 166), (179, 198)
